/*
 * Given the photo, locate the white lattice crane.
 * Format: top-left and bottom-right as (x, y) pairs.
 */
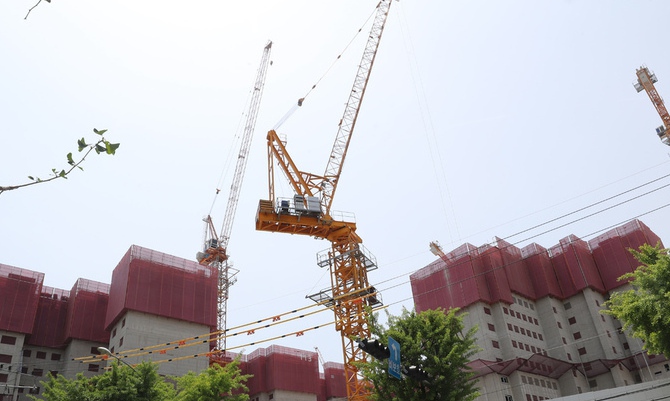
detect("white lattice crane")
(197, 41), (273, 351)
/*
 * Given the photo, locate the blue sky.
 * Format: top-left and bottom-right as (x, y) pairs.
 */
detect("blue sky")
(2, 0), (670, 366)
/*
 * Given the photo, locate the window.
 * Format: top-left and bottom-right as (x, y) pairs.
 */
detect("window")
(32, 369), (43, 377)
(562, 337), (567, 344)
(526, 395), (532, 401)
(514, 326), (519, 333)
(49, 371), (58, 377)
(119, 337), (124, 347)
(532, 332), (537, 339)
(492, 340), (500, 349)
(564, 302), (572, 310)
(601, 315), (606, 322)
(505, 395), (513, 401)
(595, 300), (600, 306)
(578, 347), (587, 356)
(524, 301), (529, 308)
(533, 318), (538, 325)
(567, 353), (572, 361)
(589, 379), (597, 388)
(0, 374), (8, 383)
(488, 323), (495, 331)
(552, 306), (557, 313)
(503, 307), (509, 314)
(521, 328), (526, 335)
(36, 351), (46, 359)
(607, 330), (611, 338)
(530, 303), (535, 310)
(269, 394), (274, 400)
(538, 334), (543, 340)
(484, 307), (491, 315)
(557, 322), (562, 329)
(501, 376), (509, 383)
(88, 364), (100, 372)
(525, 344), (530, 351)
(552, 382), (558, 390)
(29, 387), (40, 395)
(624, 342), (630, 350)
(91, 347), (100, 355)
(51, 353), (61, 361)
(512, 340), (517, 348)
(507, 323), (513, 331)
(122, 318), (126, 328)
(568, 316), (577, 325)
(0, 336), (16, 345)
(516, 312), (521, 319)
(522, 376), (527, 384)
(573, 332), (582, 340)
(112, 328), (117, 338)
(522, 314), (528, 322)
(23, 350), (31, 357)
(21, 367), (28, 374)
(612, 346), (617, 354)
(0, 355), (11, 364)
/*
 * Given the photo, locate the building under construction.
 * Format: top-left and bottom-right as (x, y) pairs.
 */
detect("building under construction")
(1, 219), (668, 401)
(0, 245), (346, 401)
(411, 219), (669, 401)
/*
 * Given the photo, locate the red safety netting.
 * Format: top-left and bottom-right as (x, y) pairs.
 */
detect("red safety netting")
(105, 245), (217, 330)
(0, 263), (43, 334)
(549, 235), (605, 297)
(411, 219), (660, 311)
(243, 345), (320, 396)
(588, 220), (664, 291)
(65, 279), (110, 343)
(26, 286), (69, 348)
(521, 243), (563, 299)
(322, 361), (347, 399)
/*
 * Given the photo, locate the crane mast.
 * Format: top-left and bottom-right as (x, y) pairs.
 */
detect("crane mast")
(256, 2), (392, 400)
(198, 41), (273, 351)
(634, 66), (670, 146)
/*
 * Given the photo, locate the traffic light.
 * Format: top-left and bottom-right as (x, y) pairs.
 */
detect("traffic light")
(403, 365), (430, 382)
(358, 338), (390, 360)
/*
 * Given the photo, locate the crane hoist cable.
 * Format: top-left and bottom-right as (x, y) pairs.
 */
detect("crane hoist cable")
(196, 41), (273, 352)
(272, 5), (379, 131)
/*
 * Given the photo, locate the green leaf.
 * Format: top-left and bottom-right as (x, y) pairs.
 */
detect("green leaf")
(67, 152), (75, 166)
(106, 142), (120, 155)
(95, 144), (106, 154)
(93, 128), (108, 136)
(59, 170), (67, 178)
(77, 138), (87, 152)
(28, 176), (34, 181)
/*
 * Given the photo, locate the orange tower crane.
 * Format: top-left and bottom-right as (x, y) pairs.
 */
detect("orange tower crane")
(197, 41), (273, 351)
(255, 1), (392, 400)
(634, 66), (670, 145)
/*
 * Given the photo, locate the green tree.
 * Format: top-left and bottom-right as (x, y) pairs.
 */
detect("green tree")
(358, 307), (480, 401)
(175, 360), (251, 401)
(603, 243), (670, 357)
(31, 361), (175, 401)
(0, 128), (119, 196)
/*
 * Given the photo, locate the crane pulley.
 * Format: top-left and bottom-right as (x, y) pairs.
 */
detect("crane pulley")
(634, 66), (670, 146)
(255, 2), (392, 400)
(197, 41), (273, 351)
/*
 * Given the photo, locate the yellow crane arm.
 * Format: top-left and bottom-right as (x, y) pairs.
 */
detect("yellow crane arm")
(635, 66), (670, 145)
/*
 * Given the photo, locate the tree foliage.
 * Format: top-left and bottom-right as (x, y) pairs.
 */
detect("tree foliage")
(603, 243), (670, 357)
(30, 361), (175, 401)
(30, 360), (251, 401)
(175, 360), (251, 401)
(0, 128), (119, 195)
(359, 307), (480, 401)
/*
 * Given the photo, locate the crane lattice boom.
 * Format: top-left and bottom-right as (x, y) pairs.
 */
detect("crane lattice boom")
(198, 41), (273, 351)
(635, 66), (670, 146)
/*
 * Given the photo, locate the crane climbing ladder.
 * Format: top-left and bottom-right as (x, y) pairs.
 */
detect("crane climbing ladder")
(634, 66), (670, 146)
(197, 41), (273, 352)
(255, 2), (392, 400)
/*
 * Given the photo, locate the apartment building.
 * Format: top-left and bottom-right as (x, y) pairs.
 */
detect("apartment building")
(410, 219), (669, 401)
